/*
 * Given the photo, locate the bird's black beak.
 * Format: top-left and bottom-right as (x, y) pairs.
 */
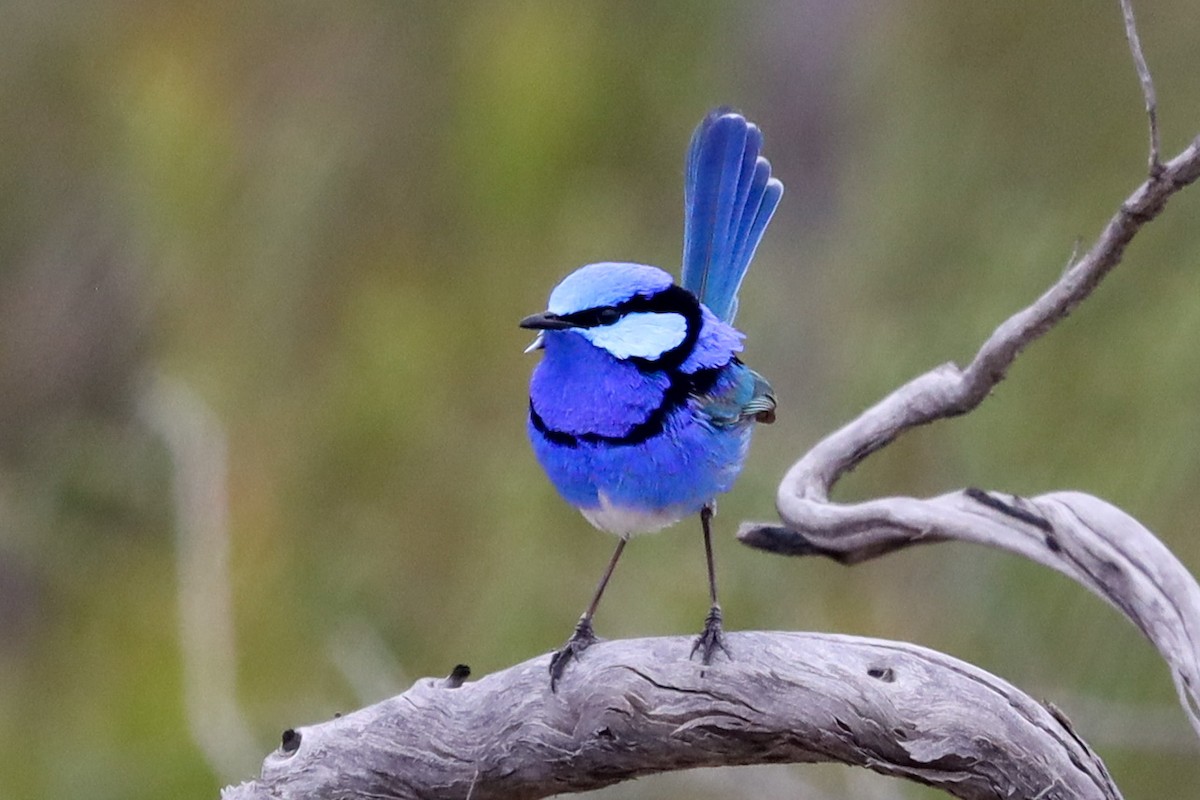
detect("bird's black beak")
(519, 311), (577, 330)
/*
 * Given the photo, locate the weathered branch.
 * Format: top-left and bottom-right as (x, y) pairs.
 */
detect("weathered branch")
(737, 52), (1200, 749)
(754, 133), (1200, 504)
(222, 632), (1121, 800)
(741, 490), (1200, 741)
(1119, 0), (1161, 173)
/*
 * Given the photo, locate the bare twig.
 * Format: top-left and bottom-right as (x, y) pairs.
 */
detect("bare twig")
(1120, 0), (1162, 173)
(763, 135), (1200, 501)
(222, 632), (1121, 800)
(738, 136), (1200, 741)
(738, 37), (1200, 750)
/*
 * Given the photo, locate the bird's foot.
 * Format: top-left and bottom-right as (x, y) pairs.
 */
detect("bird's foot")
(549, 618), (599, 691)
(690, 604), (731, 666)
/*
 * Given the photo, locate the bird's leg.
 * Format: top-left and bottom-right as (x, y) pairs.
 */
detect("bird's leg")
(691, 503), (731, 665)
(549, 537), (627, 690)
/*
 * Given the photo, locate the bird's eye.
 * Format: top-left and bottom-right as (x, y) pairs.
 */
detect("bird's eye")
(597, 307), (620, 326)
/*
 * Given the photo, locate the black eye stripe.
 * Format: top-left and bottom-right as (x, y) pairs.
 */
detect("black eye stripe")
(554, 284), (703, 373)
(560, 306), (621, 328)
(559, 284), (701, 330)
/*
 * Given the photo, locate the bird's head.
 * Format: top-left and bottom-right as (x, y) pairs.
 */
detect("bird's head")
(520, 262), (702, 368)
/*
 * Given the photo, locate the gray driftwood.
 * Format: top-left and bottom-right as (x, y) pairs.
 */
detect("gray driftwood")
(741, 491), (1200, 742)
(738, 130), (1200, 743)
(737, 4), (1200, 744)
(221, 632), (1120, 800)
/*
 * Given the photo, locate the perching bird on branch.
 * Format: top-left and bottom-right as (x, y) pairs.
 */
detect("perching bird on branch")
(521, 109), (783, 688)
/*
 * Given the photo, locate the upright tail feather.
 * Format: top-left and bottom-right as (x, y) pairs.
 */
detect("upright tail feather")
(681, 109), (784, 324)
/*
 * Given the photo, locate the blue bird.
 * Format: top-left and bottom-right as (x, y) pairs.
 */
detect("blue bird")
(520, 109), (783, 687)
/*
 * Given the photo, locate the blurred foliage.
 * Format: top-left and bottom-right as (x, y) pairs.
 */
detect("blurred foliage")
(0, 1), (1198, 798)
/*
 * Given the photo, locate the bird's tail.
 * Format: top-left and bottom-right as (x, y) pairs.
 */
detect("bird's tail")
(681, 109), (784, 324)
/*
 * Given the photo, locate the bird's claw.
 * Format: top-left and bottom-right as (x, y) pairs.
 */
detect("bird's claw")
(549, 618), (598, 691)
(690, 604), (731, 665)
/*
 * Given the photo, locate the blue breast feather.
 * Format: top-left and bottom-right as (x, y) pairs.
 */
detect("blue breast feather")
(528, 308), (766, 518)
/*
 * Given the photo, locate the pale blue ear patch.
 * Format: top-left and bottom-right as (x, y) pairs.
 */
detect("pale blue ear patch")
(579, 312), (687, 360)
(547, 262), (673, 315)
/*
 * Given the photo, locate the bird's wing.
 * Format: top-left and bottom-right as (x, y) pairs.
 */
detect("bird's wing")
(681, 109), (784, 324)
(692, 361), (776, 427)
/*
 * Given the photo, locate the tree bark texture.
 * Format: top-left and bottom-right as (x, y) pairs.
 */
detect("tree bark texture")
(222, 632), (1121, 800)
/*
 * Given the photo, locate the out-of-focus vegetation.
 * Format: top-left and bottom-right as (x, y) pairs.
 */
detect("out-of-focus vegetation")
(1, 2), (1198, 798)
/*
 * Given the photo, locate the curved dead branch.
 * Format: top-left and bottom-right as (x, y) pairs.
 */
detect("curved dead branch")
(737, 77), (1200, 747)
(222, 632), (1121, 800)
(740, 490), (1200, 741)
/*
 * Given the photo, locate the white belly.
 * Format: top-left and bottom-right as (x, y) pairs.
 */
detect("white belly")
(580, 492), (687, 538)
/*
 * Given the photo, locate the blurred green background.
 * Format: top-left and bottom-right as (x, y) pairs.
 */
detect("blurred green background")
(2, 1), (1198, 798)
